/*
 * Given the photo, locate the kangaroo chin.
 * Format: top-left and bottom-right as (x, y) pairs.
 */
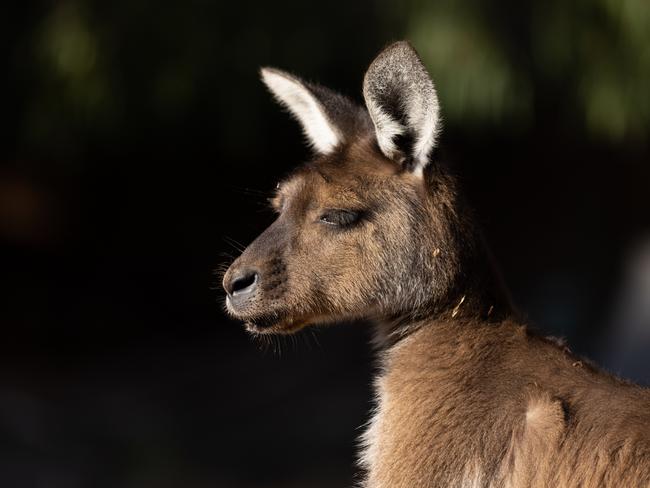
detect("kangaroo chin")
(222, 41), (650, 487)
(244, 315), (315, 335)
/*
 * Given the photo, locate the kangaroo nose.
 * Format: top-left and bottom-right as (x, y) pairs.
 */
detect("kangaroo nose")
(224, 268), (259, 298)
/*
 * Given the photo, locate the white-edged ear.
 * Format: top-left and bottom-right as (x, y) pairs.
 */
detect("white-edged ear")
(363, 41), (441, 176)
(260, 67), (343, 154)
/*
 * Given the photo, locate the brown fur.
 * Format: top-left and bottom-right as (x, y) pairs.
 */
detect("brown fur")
(362, 320), (650, 487)
(223, 42), (650, 487)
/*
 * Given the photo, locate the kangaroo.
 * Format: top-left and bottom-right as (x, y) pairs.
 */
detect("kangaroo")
(222, 41), (650, 487)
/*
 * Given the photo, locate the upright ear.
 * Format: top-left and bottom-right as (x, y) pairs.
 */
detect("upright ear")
(363, 41), (441, 176)
(261, 67), (364, 155)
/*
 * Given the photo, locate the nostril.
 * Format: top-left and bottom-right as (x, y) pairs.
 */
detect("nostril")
(230, 271), (258, 296)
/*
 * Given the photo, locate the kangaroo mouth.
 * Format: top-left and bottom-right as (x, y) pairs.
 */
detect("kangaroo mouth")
(225, 296), (308, 334)
(245, 313), (314, 335)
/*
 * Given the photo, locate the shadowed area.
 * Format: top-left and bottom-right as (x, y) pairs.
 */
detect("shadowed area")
(1, 1), (649, 486)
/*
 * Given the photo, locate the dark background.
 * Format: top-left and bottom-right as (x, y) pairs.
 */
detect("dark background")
(2, 1), (649, 487)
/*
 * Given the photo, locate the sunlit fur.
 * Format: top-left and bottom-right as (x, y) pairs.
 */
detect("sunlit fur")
(261, 67), (342, 154)
(223, 41), (650, 487)
(363, 41), (440, 175)
(223, 134), (506, 338)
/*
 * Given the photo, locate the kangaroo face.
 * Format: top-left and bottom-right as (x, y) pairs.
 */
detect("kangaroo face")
(223, 42), (463, 334)
(224, 140), (451, 334)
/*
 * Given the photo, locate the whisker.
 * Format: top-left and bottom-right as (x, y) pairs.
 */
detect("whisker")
(231, 186), (268, 197)
(223, 236), (247, 253)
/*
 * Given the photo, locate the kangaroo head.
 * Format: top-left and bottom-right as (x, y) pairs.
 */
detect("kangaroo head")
(223, 41), (497, 335)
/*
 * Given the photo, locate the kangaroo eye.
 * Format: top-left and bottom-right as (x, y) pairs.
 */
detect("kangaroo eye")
(319, 209), (360, 227)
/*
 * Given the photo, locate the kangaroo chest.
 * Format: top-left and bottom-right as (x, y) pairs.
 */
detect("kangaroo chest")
(358, 323), (562, 488)
(360, 365), (503, 487)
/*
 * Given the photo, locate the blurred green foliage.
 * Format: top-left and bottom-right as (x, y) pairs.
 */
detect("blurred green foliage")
(406, 0), (650, 140)
(409, 0), (533, 127)
(7, 0), (650, 160)
(531, 0), (650, 140)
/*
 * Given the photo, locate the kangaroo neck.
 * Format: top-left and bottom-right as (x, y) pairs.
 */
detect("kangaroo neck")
(372, 249), (515, 349)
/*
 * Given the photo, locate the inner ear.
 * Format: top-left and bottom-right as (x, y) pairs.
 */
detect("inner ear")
(363, 41), (441, 176)
(261, 68), (341, 154)
(261, 68), (370, 155)
(392, 131), (417, 171)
